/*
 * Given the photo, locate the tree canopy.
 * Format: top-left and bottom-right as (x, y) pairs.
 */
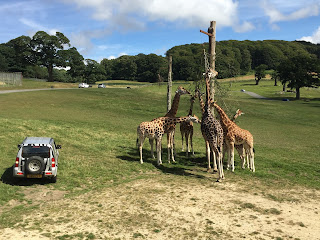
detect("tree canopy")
(277, 55), (320, 99)
(1, 31), (320, 85)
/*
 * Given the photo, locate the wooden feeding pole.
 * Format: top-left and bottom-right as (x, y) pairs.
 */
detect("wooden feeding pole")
(167, 55), (173, 112)
(200, 21), (217, 107)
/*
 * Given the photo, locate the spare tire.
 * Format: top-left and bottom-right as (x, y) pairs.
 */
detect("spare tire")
(25, 156), (45, 174)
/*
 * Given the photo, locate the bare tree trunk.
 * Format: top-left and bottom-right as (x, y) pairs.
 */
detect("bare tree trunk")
(48, 64), (54, 82)
(296, 87), (300, 100)
(167, 55), (172, 112)
(208, 21), (216, 114)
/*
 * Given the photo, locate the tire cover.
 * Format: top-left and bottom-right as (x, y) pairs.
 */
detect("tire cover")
(25, 156), (45, 174)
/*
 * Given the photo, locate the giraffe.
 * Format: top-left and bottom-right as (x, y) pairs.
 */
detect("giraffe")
(222, 109), (247, 170)
(137, 116), (200, 165)
(200, 69), (224, 181)
(180, 94), (198, 157)
(163, 86), (190, 162)
(195, 88), (217, 172)
(147, 86), (190, 162)
(211, 101), (255, 172)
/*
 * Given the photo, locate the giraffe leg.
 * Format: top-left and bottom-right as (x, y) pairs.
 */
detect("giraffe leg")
(149, 139), (155, 159)
(249, 147), (255, 172)
(223, 142), (229, 170)
(156, 137), (162, 165)
(205, 141), (211, 172)
(212, 151), (218, 172)
(167, 133), (171, 163)
(229, 142), (235, 172)
(171, 132), (175, 163)
(186, 132), (189, 157)
(172, 130), (176, 159)
(190, 131), (194, 156)
(217, 151), (224, 181)
(181, 131), (184, 152)
(139, 137), (145, 164)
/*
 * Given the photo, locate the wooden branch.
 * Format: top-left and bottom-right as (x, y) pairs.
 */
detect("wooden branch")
(200, 29), (213, 37)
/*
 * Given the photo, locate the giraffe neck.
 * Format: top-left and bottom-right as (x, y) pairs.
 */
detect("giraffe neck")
(232, 113), (239, 122)
(165, 92), (180, 117)
(213, 103), (233, 127)
(198, 94), (205, 114)
(188, 99), (194, 116)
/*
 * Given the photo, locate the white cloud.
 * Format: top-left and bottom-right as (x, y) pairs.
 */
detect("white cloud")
(262, 0), (319, 24)
(60, 0), (254, 32)
(298, 26), (320, 44)
(19, 18), (59, 36)
(233, 21), (255, 33)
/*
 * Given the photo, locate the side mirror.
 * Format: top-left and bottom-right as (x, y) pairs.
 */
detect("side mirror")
(56, 145), (62, 149)
(17, 144), (21, 148)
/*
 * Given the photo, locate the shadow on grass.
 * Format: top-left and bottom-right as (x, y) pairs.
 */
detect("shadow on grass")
(1, 165), (53, 186)
(116, 146), (210, 179)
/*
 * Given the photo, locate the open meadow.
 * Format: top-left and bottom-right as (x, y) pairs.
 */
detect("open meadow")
(0, 78), (319, 239)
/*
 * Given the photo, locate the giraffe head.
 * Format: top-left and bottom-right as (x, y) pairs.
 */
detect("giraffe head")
(236, 109), (244, 116)
(175, 86), (190, 95)
(207, 68), (218, 79)
(188, 115), (201, 124)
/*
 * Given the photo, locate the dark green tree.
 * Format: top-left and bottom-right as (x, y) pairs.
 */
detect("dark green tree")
(112, 55), (137, 80)
(30, 31), (70, 82)
(277, 55), (320, 99)
(84, 59), (106, 84)
(60, 47), (85, 81)
(6, 36), (33, 72)
(254, 64), (267, 85)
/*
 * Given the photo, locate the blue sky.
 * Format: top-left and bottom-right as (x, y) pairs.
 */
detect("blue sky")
(1, 0), (320, 62)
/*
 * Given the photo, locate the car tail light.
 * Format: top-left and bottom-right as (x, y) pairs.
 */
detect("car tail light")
(15, 157), (19, 167)
(17, 172), (23, 175)
(52, 158), (55, 168)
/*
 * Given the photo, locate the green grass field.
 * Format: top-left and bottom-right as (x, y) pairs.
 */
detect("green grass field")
(0, 77), (319, 214)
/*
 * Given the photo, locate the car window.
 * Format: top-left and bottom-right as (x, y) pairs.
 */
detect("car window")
(22, 146), (50, 158)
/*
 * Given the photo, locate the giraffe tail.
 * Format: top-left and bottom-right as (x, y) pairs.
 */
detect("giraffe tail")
(253, 148), (255, 153)
(136, 138), (139, 148)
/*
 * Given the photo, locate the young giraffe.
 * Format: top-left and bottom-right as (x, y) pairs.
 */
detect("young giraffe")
(148, 86), (190, 162)
(200, 69), (225, 181)
(137, 116), (200, 165)
(180, 94), (198, 157)
(222, 109), (247, 170)
(211, 102), (255, 172)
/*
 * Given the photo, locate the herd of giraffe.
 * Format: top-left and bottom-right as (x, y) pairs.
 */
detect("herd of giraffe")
(136, 69), (255, 181)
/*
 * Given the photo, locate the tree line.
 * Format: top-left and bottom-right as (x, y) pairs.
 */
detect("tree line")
(0, 31), (319, 97)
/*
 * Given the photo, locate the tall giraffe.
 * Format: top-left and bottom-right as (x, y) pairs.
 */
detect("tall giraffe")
(200, 69), (224, 181)
(137, 116), (200, 165)
(180, 94), (198, 156)
(211, 102), (255, 172)
(195, 88), (217, 172)
(148, 86), (190, 162)
(164, 86), (190, 162)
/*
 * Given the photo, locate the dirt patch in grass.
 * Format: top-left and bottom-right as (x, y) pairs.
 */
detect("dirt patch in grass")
(1, 173), (319, 240)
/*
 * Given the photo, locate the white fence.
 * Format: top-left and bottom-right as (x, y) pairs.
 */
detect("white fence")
(0, 72), (22, 87)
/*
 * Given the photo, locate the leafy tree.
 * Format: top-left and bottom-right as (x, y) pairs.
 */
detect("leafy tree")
(254, 64), (267, 85)
(6, 36), (33, 72)
(112, 55), (137, 80)
(60, 47), (85, 80)
(84, 59), (106, 84)
(30, 31), (70, 82)
(136, 54), (166, 82)
(271, 70), (280, 86)
(100, 58), (115, 80)
(277, 55), (320, 99)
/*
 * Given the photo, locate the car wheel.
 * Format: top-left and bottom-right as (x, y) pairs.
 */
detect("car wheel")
(48, 176), (57, 183)
(25, 156), (45, 174)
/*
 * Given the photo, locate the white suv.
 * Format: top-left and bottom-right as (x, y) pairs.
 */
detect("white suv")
(13, 137), (61, 183)
(78, 83), (89, 88)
